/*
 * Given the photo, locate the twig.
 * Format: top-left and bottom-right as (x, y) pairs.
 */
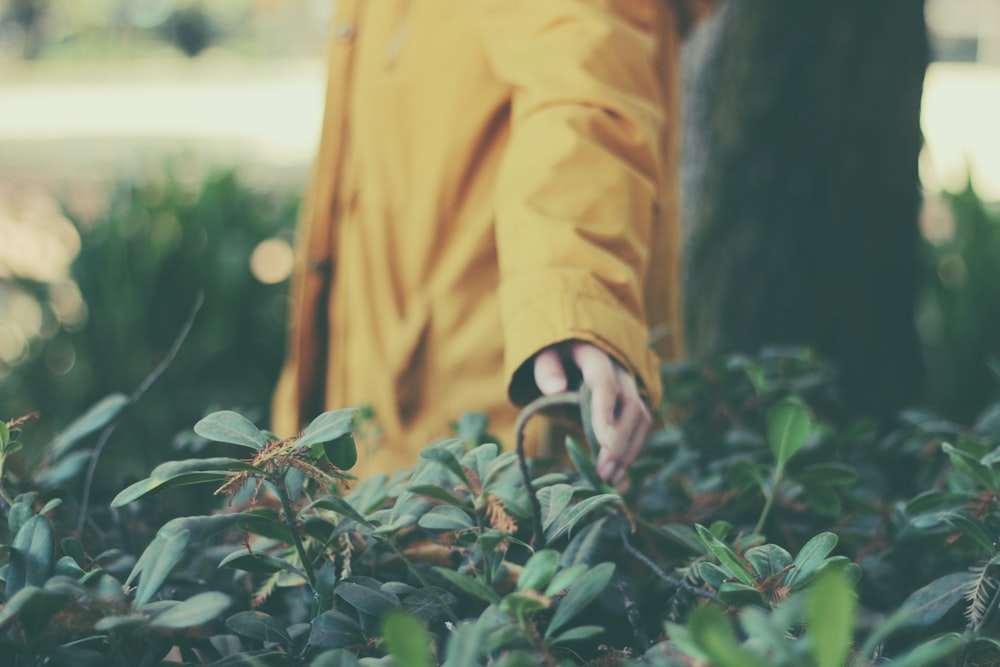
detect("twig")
(515, 390), (584, 549)
(76, 293), (204, 536)
(618, 522), (717, 601)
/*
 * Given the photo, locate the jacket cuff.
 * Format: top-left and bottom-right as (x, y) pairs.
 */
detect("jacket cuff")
(501, 274), (663, 409)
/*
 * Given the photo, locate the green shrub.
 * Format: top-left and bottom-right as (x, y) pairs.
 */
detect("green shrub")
(1, 347), (998, 666)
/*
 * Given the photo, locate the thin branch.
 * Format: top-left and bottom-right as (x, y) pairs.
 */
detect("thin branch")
(515, 390), (583, 549)
(618, 522), (718, 601)
(76, 293), (204, 536)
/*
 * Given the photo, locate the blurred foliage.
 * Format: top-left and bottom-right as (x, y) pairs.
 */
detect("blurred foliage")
(0, 0), (328, 60)
(0, 168), (297, 503)
(919, 182), (1000, 422)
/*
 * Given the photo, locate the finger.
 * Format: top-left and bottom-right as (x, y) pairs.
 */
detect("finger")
(533, 347), (568, 395)
(571, 343), (620, 445)
(597, 367), (650, 483)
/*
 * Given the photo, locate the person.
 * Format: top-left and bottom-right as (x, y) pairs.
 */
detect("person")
(271, 0), (713, 483)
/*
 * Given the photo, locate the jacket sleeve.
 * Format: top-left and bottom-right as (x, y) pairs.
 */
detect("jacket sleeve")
(475, 0), (666, 407)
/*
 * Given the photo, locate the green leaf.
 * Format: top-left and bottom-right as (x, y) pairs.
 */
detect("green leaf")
(518, 550), (561, 592)
(538, 484), (574, 534)
(803, 485), (842, 516)
(433, 567), (501, 604)
(717, 582), (766, 607)
(309, 610), (366, 649)
(545, 562), (614, 639)
(111, 458), (257, 507)
(149, 592), (230, 629)
(900, 571), (977, 626)
(0, 421), (10, 451)
(156, 513), (280, 542)
(93, 615), (151, 633)
(565, 436), (605, 491)
(545, 564), (588, 596)
(744, 544), (792, 580)
(726, 460), (768, 492)
(418, 505), (476, 531)
(322, 433), (358, 470)
(785, 532), (838, 590)
(218, 549), (303, 577)
(194, 411), (270, 450)
(545, 493), (622, 542)
(547, 624), (604, 645)
(885, 634), (962, 667)
(294, 409), (357, 450)
(226, 611), (293, 648)
(335, 581), (400, 618)
(443, 620), (488, 667)
(307, 495), (374, 528)
(382, 611), (433, 667)
(807, 569), (855, 667)
(420, 444), (472, 486)
(766, 397), (812, 470)
(0, 586), (73, 637)
(47, 393), (128, 459)
(695, 524), (756, 587)
(688, 604), (772, 667)
(500, 592), (550, 624)
(792, 463), (859, 488)
(131, 529), (191, 607)
(410, 484), (472, 509)
(34, 451), (93, 486)
(6, 514), (55, 597)
(697, 562), (729, 591)
(942, 442), (997, 490)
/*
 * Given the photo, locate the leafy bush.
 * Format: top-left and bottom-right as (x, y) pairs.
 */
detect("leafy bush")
(2, 347), (999, 666)
(1, 168), (296, 503)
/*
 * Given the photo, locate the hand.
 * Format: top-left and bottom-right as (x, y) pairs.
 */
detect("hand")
(532, 341), (651, 485)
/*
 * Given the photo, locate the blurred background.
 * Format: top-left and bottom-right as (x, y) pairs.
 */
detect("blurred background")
(0, 0), (998, 497)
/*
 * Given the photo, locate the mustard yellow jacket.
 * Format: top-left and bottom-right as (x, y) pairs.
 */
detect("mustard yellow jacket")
(273, 0), (702, 479)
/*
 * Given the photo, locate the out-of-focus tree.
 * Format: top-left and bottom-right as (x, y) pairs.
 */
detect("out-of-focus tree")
(682, 0), (928, 418)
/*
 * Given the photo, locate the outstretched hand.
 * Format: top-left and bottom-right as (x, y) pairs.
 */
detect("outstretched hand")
(532, 341), (651, 485)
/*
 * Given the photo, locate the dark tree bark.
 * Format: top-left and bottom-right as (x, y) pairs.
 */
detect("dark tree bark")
(682, 0), (929, 417)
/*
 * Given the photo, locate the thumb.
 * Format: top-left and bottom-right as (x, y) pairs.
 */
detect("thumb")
(533, 347), (568, 395)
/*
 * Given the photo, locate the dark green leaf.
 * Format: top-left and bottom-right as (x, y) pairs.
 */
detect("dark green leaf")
(150, 592), (230, 629)
(547, 624), (604, 645)
(420, 444), (472, 486)
(0, 586), (73, 637)
(295, 409), (357, 450)
(886, 634), (963, 667)
(433, 567), (501, 604)
(6, 514), (55, 597)
(336, 581), (400, 618)
(309, 610), (365, 649)
(696, 562), (729, 591)
(717, 582), (766, 607)
(34, 451), (93, 487)
(307, 495), (374, 527)
(565, 436), (605, 491)
(518, 550), (561, 592)
(418, 505), (476, 531)
(218, 549), (303, 577)
(410, 484), (472, 509)
(545, 562), (614, 639)
(900, 572), (977, 626)
(538, 484), (574, 534)
(803, 485), (842, 516)
(48, 393), (128, 459)
(792, 463), (860, 487)
(545, 493), (622, 542)
(226, 611), (293, 648)
(443, 620), (487, 667)
(323, 433), (358, 471)
(382, 611), (433, 667)
(695, 524), (756, 586)
(194, 411), (270, 450)
(744, 544), (792, 580)
(942, 442), (997, 490)
(111, 458), (257, 507)
(94, 615), (151, 632)
(131, 529), (190, 607)
(785, 532), (837, 590)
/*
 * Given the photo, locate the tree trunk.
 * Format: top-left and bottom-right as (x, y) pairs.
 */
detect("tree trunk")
(682, 0), (929, 417)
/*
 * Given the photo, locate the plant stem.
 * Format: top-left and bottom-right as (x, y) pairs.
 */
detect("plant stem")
(753, 469), (782, 537)
(515, 390), (584, 549)
(276, 473), (318, 591)
(387, 537), (461, 625)
(618, 522), (717, 601)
